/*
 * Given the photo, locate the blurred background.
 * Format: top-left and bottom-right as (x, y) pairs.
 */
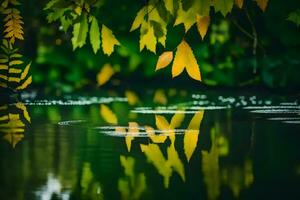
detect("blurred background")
(17, 0), (300, 93)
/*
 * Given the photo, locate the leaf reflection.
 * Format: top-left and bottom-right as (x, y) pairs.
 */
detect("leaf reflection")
(118, 155), (146, 200)
(0, 102), (31, 148)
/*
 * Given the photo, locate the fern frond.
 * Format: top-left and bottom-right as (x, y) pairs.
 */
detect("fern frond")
(2, 8), (24, 44)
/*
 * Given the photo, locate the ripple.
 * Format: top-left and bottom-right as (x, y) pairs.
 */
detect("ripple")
(58, 120), (86, 126)
(95, 126), (194, 137)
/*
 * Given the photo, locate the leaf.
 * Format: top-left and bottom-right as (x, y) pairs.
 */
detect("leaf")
(71, 14), (88, 50)
(130, 6), (147, 32)
(254, 0), (269, 11)
(196, 15), (210, 40)
(16, 76), (32, 90)
(20, 62), (31, 80)
(139, 22), (157, 53)
(155, 115), (170, 130)
(101, 25), (120, 56)
(287, 10), (300, 27)
(164, 0), (174, 15)
(97, 63), (115, 86)
(235, 0), (244, 8)
(89, 16), (101, 54)
(140, 143), (172, 188)
(125, 90), (139, 106)
(170, 112), (185, 129)
(100, 104), (118, 124)
(156, 51), (173, 70)
(145, 126), (167, 143)
(153, 89), (168, 105)
(172, 40), (201, 81)
(213, 0), (234, 16)
(16, 102), (31, 123)
(184, 110), (204, 162)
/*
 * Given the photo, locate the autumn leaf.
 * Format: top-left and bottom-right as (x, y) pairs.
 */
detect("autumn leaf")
(153, 89), (168, 105)
(235, 0), (244, 8)
(255, 0), (269, 11)
(156, 51), (173, 70)
(97, 63), (115, 86)
(196, 15), (210, 40)
(101, 25), (120, 56)
(184, 110), (204, 162)
(155, 115), (170, 130)
(100, 104), (118, 124)
(125, 90), (139, 106)
(172, 40), (201, 81)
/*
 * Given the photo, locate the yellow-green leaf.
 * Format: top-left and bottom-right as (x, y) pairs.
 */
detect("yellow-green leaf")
(101, 25), (120, 56)
(89, 16), (101, 54)
(130, 6), (147, 32)
(196, 15), (210, 40)
(139, 22), (157, 53)
(170, 112), (185, 129)
(100, 104), (118, 124)
(172, 40), (201, 81)
(156, 51), (173, 71)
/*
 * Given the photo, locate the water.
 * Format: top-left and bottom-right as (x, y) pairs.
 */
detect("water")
(0, 89), (300, 200)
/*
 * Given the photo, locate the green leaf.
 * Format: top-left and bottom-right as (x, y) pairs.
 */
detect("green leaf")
(89, 16), (101, 54)
(287, 9), (300, 27)
(71, 14), (89, 50)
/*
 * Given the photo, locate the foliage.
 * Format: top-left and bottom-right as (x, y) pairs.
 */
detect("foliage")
(0, 0), (32, 91)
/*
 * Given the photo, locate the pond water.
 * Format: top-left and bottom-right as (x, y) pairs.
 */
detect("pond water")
(0, 88), (300, 200)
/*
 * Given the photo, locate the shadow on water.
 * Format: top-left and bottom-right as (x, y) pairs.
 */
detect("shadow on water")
(0, 88), (300, 200)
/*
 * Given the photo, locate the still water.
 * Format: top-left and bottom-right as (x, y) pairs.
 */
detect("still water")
(0, 89), (300, 200)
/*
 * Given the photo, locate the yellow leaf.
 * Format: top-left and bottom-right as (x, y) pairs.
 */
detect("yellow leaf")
(153, 89), (167, 105)
(155, 115), (170, 130)
(101, 25), (120, 56)
(145, 125), (167, 143)
(139, 22), (157, 53)
(97, 63), (115, 86)
(235, 0), (244, 8)
(167, 145), (186, 182)
(255, 0), (269, 11)
(16, 75), (32, 90)
(130, 6), (147, 32)
(8, 68), (22, 74)
(20, 62), (31, 80)
(184, 110), (204, 162)
(196, 15), (210, 40)
(170, 112), (185, 129)
(140, 143), (172, 188)
(125, 90), (139, 105)
(16, 102), (31, 123)
(100, 104), (118, 124)
(3, 133), (24, 148)
(9, 60), (23, 66)
(156, 51), (173, 71)
(172, 40), (201, 81)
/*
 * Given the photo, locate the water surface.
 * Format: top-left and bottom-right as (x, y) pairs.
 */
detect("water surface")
(0, 89), (300, 200)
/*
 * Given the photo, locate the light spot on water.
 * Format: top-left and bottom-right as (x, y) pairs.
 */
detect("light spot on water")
(58, 120), (86, 126)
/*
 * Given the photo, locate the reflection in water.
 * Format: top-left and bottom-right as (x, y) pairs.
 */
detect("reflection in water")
(202, 127), (254, 200)
(1, 90), (299, 200)
(35, 174), (70, 200)
(118, 156), (146, 200)
(0, 102), (30, 148)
